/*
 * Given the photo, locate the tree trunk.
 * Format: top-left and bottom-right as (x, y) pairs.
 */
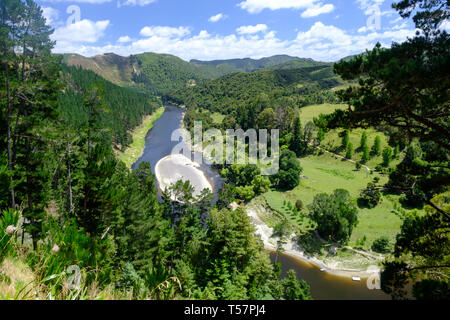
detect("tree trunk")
(24, 108), (37, 250)
(67, 139), (73, 216)
(5, 64), (15, 208)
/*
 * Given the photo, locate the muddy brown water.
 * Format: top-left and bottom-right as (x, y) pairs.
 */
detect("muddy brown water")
(270, 252), (391, 300)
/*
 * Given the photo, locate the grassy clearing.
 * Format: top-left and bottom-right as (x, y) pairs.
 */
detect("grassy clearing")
(299, 104), (403, 169)
(116, 107), (165, 168)
(264, 152), (403, 251)
(211, 112), (225, 124)
(299, 103), (346, 124)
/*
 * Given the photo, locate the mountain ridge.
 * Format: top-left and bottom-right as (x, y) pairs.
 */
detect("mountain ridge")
(61, 52), (335, 95)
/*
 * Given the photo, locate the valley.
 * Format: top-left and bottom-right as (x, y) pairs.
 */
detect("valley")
(0, 0), (448, 302)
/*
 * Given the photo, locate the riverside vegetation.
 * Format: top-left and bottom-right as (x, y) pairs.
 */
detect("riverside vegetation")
(0, 0), (449, 300)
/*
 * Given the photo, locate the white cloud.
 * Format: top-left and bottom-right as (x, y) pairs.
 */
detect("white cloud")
(118, 0), (156, 6)
(209, 13), (227, 23)
(236, 24), (268, 35)
(42, 7), (59, 25)
(51, 21), (418, 63)
(439, 20), (450, 31)
(358, 26), (369, 33)
(392, 22), (408, 30)
(52, 19), (110, 43)
(390, 17), (403, 24)
(238, 0), (323, 14)
(301, 3), (334, 18)
(117, 36), (132, 43)
(140, 26), (191, 38)
(40, 0), (112, 3)
(355, 0), (385, 15)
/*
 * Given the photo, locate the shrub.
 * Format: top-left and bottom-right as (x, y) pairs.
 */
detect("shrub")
(308, 189), (358, 243)
(359, 182), (382, 208)
(371, 237), (391, 253)
(295, 200), (304, 211)
(0, 209), (20, 263)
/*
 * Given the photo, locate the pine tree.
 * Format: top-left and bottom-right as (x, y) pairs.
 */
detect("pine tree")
(362, 144), (370, 163)
(317, 128), (325, 144)
(360, 131), (368, 149)
(291, 116), (303, 157)
(372, 136), (381, 156)
(393, 145), (400, 159)
(342, 130), (350, 150)
(382, 146), (393, 167)
(346, 143), (354, 159)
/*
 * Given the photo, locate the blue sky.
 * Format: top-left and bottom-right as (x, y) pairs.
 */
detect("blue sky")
(36, 0), (428, 61)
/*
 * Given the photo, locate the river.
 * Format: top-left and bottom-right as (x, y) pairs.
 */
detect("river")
(133, 105), (391, 300)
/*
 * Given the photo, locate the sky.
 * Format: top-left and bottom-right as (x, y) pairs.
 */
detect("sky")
(35, 0), (442, 62)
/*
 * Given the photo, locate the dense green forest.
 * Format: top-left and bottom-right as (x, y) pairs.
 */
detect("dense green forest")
(166, 65), (342, 135)
(190, 55), (329, 72)
(59, 65), (162, 149)
(64, 51), (333, 96)
(0, 0), (314, 300)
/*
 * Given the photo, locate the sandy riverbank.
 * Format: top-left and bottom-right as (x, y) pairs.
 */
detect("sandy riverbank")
(155, 154), (213, 199)
(246, 204), (382, 279)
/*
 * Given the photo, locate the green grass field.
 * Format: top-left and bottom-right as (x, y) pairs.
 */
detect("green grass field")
(263, 104), (405, 252)
(264, 153), (403, 250)
(300, 104), (403, 169)
(116, 107), (165, 168)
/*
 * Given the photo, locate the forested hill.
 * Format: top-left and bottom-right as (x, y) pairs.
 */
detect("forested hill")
(190, 55), (329, 72)
(62, 52), (330, 95)
(59, 65), (162, 149)
(165, 64), (343, 115)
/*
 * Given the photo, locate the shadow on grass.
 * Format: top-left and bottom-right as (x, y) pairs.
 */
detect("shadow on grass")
(296, 230), (326, 256)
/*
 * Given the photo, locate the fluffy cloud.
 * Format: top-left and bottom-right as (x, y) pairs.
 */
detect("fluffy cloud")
(42, 7), (59, 25)
(52, 20), (417, 63)
(301, 3), (334, 18)
(52, 19), (110, 43)
(117, 36), (132, 43)
(40, 0), (112, 3)
(356, 0), (385, 12)
(238, 0), (336, 20)
(118, 0), (156, 7)
(209, 13), (227, 23)
(236, 24), (268, 35)
(139, 26), (191, 38)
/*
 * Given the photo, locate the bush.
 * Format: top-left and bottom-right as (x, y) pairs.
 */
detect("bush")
(0, 209), (20, 263)
(359, 182), (382, 208)
(295, 200), (304, 211)
(117, 262), (146, 298)
(371, 237), (390, 253)
(308, 189), (358, 243)
(272, 150), (303, 190)
(235, 186), (255, 202)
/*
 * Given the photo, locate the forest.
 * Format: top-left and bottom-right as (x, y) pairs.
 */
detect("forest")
(0, 0), (449, 301)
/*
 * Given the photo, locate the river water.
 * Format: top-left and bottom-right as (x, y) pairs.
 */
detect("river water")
(134, 105), (391, 300)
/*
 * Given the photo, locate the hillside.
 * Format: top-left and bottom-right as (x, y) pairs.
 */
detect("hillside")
(62, 53), (134, 87)
(190, 55), (329, 72)
(166, 65), (343, 115)
(62, 52), (332, 95)
(59, 65), (162, 149)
